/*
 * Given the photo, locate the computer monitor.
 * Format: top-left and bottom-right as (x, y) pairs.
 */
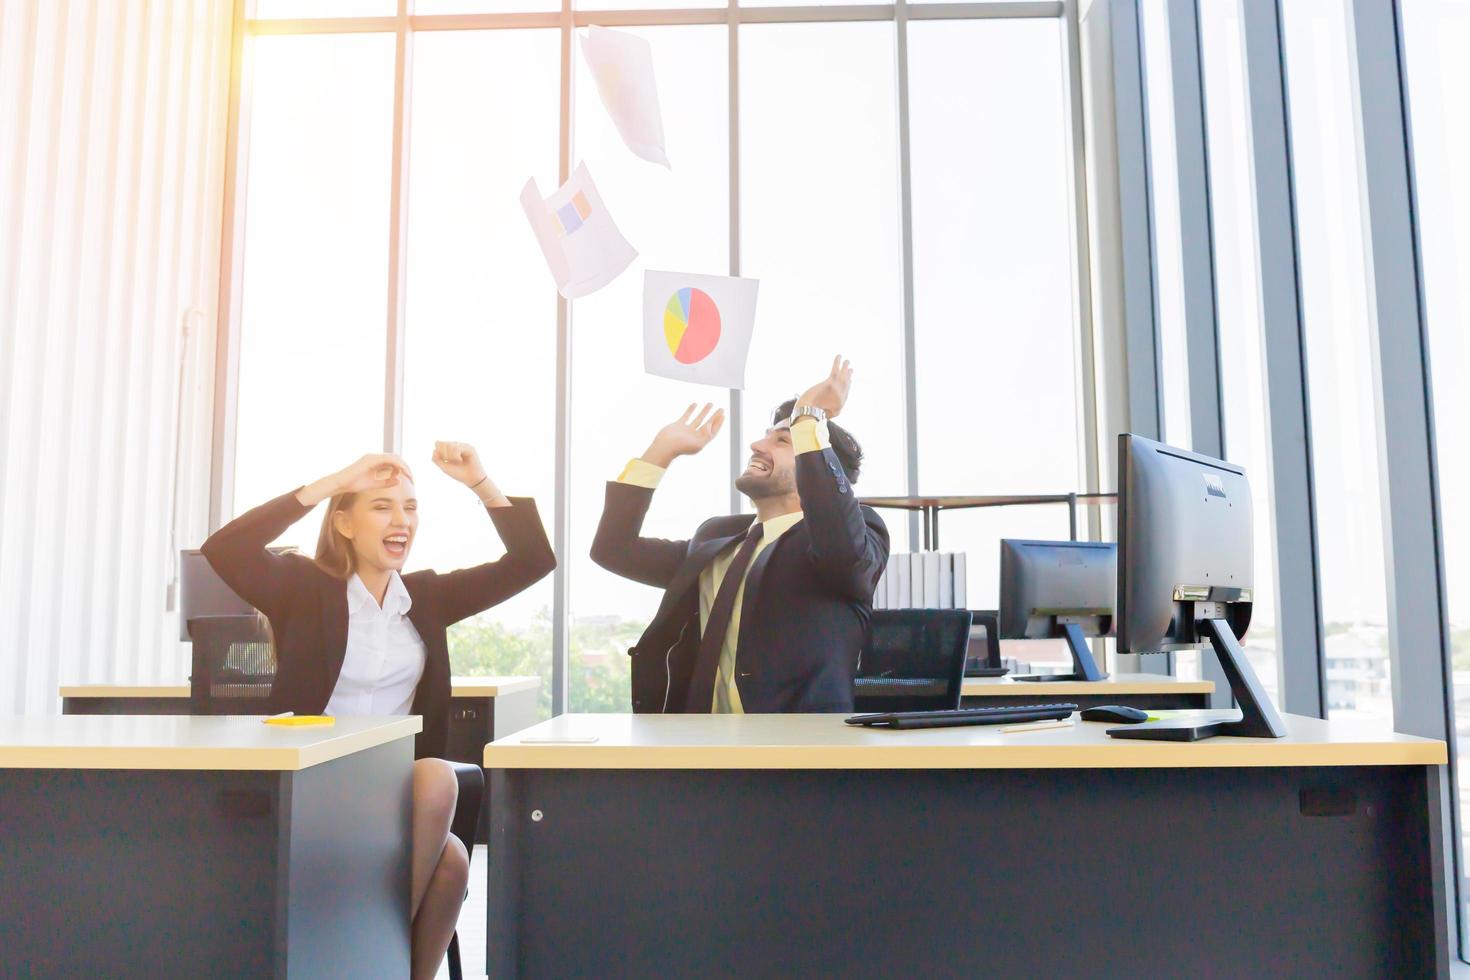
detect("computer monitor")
(1110, 433), (1286, 741)
(178, 548), (290, 641)
(999, 539), (1113, 682)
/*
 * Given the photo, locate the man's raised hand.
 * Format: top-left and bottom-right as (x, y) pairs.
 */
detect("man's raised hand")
(795, 355), (853, 420)
(641, 403), (726, 468)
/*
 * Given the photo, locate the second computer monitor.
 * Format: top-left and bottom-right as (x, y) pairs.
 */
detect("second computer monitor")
(999, 539), (1115, 682)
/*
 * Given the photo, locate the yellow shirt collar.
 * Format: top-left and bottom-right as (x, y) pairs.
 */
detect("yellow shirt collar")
(757, 509), (804, 542)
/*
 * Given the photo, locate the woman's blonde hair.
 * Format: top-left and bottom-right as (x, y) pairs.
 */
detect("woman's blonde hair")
(314, 492), (359, 580)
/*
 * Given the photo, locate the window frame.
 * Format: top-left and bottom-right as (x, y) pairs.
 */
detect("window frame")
(210, 0), (1097, 715)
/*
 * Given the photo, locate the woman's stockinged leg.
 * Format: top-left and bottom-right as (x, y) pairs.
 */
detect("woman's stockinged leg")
(411, 758), (458, 917)
(410, 758), (461, 973)
(411, 834), (470, 980)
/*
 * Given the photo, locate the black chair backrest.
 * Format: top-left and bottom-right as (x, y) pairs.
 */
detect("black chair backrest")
(187, 615), (276, 715)
(854, 609), (974, 712)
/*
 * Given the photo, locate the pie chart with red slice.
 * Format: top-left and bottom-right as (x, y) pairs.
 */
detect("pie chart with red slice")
(663, 287), (722, 365)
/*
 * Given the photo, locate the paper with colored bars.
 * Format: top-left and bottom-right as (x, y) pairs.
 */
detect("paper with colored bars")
(519, 162), (636, 299)
(643, 270), (758, 389)
(580, 26), (670, 168)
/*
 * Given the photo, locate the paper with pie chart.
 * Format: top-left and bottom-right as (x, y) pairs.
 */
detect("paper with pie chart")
(643, 270), (759, 389)
(519, 162), (636, 299)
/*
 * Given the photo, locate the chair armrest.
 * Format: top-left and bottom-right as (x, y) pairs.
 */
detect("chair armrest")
(970, 610), (1001, 667)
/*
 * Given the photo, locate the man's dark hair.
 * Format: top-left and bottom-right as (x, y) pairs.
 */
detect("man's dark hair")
(774, 398), (863, 484)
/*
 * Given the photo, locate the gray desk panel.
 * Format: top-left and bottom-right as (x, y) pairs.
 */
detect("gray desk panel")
(0, 740), (412, 977)
(488, 764), (1443, 977)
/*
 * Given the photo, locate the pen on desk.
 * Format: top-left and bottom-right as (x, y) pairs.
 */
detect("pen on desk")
(999, 719), (1074, 734)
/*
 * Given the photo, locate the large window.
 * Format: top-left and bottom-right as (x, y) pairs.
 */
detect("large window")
(1197, 0), (1280, 704)
(908, 16), (1080, 665)
(1403, 0), (1470, 950)
(1280, 0), (1391, 725)
(1139, 0), (1192, 451)
(401, 30), (562, 712)
(567, 25), (730, 712)
(225, 3), (1090, 716)
(232, 33), (394, 551)
(740, 21), (907, 508)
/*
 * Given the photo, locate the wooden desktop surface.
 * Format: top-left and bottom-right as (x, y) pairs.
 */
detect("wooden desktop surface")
(485, 712), (1445, 771)
(59, 675), (540, 700)
(961, 671), (1213, 697)
(0, 714), (421, 771)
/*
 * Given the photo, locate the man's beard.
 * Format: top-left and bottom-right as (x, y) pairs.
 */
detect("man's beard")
(735, 469), (796, 500)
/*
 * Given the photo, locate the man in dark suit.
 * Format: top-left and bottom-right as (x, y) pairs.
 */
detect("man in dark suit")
(591, 357), (890, 713)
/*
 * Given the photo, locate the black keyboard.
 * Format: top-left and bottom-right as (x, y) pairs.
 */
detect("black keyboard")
(844, 703), (1078, 730)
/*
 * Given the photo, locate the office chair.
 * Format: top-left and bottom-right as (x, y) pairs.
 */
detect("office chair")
(967, 609), (1003, 673)
(186, 614), (276, 714)
(854, 609), (974, 712)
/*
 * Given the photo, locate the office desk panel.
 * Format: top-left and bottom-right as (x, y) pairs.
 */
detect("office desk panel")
(61, 678), (541, 844)
(484, 714), (1448, 978)
(0, 716), (419, 978)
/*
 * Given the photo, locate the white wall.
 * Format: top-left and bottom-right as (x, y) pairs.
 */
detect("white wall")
(0, 0), (232, 713)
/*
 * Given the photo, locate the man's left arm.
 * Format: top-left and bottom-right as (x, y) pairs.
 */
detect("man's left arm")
(793, 416), (890, 602)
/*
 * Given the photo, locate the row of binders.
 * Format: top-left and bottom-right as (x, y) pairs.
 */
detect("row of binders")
(873, 552), (968, 609)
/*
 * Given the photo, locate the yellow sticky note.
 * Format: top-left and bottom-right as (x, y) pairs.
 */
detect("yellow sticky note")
(263, 715), (335, 727)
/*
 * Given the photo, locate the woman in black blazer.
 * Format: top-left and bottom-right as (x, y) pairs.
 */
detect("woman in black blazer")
(202, 445), (554, 979)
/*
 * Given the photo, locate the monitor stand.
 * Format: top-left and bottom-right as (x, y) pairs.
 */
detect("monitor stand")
(1012, 623), (1108, 682)
(1106, 617), (1287, 741)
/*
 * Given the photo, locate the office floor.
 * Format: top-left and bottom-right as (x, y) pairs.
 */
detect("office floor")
(436, 845), (488, 980)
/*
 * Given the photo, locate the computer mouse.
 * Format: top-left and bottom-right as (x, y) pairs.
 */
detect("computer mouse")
(1079, 705), (1149, 724)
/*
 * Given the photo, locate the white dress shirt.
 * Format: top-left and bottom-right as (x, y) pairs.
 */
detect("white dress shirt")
(324, 571), (427, 717)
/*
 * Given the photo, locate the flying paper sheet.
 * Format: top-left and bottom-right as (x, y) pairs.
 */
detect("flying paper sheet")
(643, 270), (759, 389)
(580, 26), (670, 168)
(520, 163), (637, 299)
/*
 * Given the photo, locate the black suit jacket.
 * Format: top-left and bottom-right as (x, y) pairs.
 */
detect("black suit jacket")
(591, 447), (890, 713)
(201, 490), (555, 759)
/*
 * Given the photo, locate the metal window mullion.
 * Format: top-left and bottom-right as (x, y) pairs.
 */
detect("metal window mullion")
(895, 0), (920, 550)
(248, 16), (399, 35)
(1115, 0), (1160, 446)
(727, 0), (742, 516)
(1345, 0), (1459, 954)
(1235, 0), (1325, 717)
(246, 1), (1067, 36)
(1165, 0), (1226, 702)
(1168, 0), (1221, 460)
(209, 0), (254, 532)
(383, 0), (413, 454)
(1107, 0), (1164, 674)
(1060, 0), (1106, 670)
(1061, 0), (1099, 534)
(551, 0), (574, 717)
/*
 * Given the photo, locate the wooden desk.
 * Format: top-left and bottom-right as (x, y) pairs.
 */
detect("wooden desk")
(484, 713), (1448, 977)
(0, 715), (419, 977)
(960, 671), (1213, 709)
(60, 677), (540, 846)
(61, 676), (540, 765)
